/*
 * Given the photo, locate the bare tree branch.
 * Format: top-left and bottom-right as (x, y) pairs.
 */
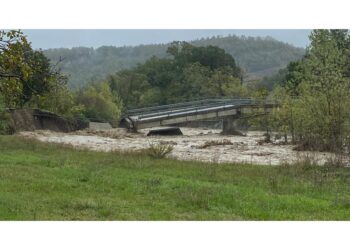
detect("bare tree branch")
(0, 71), (20, 78)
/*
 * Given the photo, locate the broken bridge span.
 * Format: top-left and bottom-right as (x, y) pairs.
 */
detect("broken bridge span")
(120, 98), (276, 134)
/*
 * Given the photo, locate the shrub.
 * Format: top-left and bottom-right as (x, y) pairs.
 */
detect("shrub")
(146, 143), (174, 159)
(75, 82), (123, 127)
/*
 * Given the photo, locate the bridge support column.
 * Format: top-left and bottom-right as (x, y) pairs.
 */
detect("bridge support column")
(119, 117), (138, 132)
(221, 116), (244, 136)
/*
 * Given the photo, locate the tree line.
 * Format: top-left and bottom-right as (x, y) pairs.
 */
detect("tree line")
(264, 30), (350, 152)
(107, 41), (246, 108)
(43, 35), (305, 88)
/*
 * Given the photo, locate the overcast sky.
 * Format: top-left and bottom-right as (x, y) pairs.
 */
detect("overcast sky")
(22, 29), (311, 50)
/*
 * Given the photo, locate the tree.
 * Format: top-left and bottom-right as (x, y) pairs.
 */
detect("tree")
(76, 82), (123, 126)
(0, 30), (31, 78)
(0, 30), (67, 108)
(108, 70), (152, 107)
(109, 43), (244, 107)
(274, 29), (350, 152)
(208, 68), (246, 97)
(283, 60), (307, 95)
(0, 30), (32, 106)
(167, 41), (241, 77)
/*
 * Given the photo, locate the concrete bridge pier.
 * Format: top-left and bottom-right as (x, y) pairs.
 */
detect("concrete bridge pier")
(221, 115), (244, 136)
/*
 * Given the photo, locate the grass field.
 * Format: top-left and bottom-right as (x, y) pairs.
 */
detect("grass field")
(0, 135), (350, 220)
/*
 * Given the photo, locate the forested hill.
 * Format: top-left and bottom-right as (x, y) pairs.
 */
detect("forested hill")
(44, 35), (305, 88)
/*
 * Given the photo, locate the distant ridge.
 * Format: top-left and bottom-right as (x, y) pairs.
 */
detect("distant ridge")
(44, 35), (305, 88)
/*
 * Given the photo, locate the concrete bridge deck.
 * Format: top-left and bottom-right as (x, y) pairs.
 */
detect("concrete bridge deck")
(120, 98), (275, 133)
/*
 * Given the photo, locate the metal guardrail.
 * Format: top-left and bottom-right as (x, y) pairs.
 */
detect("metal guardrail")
(126, 98), (255, 117)
(135, 103), (239, 122)
(121, 97), (277, 130)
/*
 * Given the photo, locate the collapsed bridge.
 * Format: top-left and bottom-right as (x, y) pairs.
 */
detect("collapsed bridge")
(120, 98), (275, 134)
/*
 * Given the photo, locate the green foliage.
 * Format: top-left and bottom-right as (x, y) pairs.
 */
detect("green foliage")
(0, 30), (65, 108)
(30, 82), (85, 119)
(75, 82), (123, 126)
(18, 49), (53, 106)
(272, 29), (350, 152)
(0, 30), (32, 107)
(0, 30), (123, 124)
(167, 41), (241, 75)
(108, 43), (247, 107)
(0, 30), (79, 119)
(255, 68), (288, 90)
(43, 36), (305, 89)
(269, 86), (297, 142)
(247, 87), (273, 133)
(194, 35), (305, 74)
(0, 95), (10, 134)
(146, 143), (174, 159)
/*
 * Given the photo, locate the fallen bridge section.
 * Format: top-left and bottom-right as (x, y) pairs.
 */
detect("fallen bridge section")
(120, 98), (275, 134)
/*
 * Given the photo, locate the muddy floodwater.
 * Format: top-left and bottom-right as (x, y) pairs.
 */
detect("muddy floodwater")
(19, 127), (350, 166)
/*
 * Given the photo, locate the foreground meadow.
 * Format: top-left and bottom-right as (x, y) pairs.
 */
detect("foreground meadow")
(0, 135), (349, 220)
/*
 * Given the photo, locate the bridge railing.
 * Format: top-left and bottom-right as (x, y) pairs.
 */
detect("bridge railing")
(133, 102), (236, 120)
(126, 97), (255, 117)
(126, 98), (220, 116)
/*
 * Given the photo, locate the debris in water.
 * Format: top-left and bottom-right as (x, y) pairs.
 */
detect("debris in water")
(147, 127), (183, 136)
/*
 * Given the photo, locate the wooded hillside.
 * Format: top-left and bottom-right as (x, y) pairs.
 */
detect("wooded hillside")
(44, 35), (305, 88)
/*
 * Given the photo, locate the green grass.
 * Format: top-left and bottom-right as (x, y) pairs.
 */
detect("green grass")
(0, 135), (350, 220)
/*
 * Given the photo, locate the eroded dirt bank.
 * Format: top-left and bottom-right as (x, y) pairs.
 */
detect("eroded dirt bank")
(19, 127), (349, 166)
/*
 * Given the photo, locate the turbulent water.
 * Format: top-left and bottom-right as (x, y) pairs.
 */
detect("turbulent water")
(19, 127), (349, 166)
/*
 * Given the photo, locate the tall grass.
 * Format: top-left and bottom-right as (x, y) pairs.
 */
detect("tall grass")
(0, 135), (350, 220)
(145, 143), (174, 159)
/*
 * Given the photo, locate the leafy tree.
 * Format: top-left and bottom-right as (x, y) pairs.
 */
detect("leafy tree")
(108, 43), (245, 108)
(30, 81), (85, 118)
(208, 68), (246, 97)
(273, 29), (350, 152)
(172, 62), (211, 101)
(254, 68), (287, 91)
(0, 30), (31, 78)
(270, 86), (297, 142)
(0, 30), (67, 108)
(108, 70), (152, 107)
(167, 41), (241, 76)
(0, 30), (32, 107)
(76, 82), (123, 126)
(283, 60), (307, 94)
